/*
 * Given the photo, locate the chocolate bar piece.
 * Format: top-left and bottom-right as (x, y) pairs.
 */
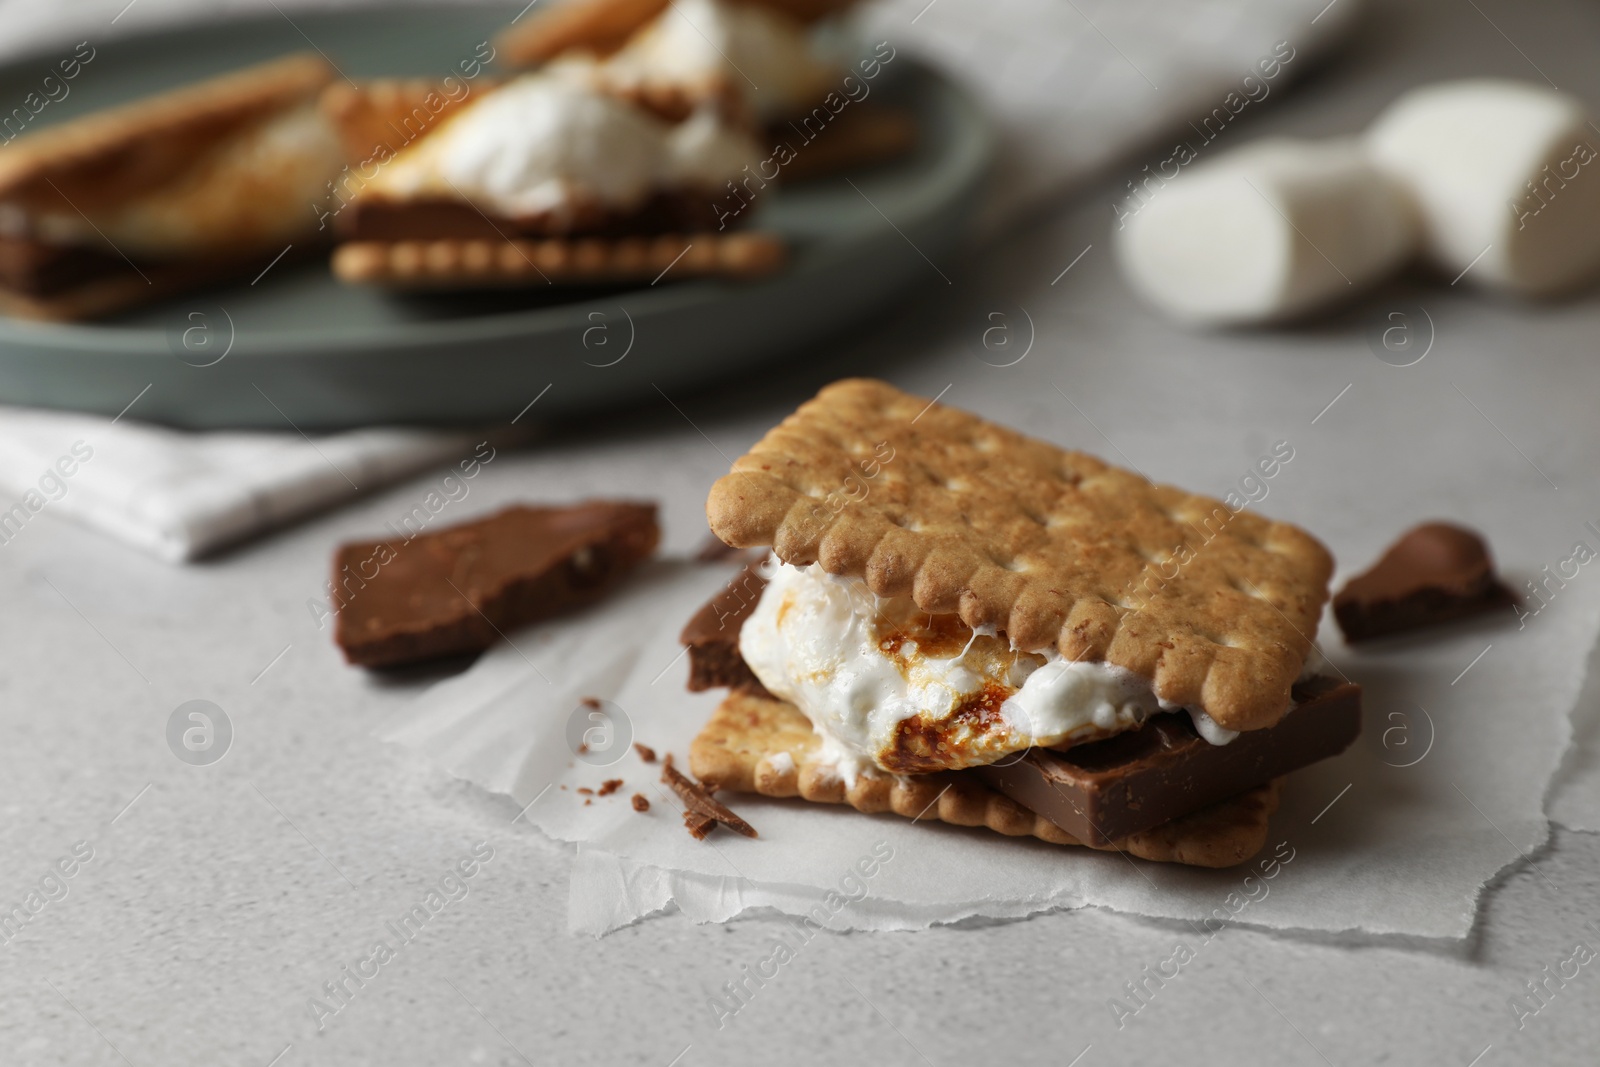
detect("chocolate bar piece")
(679, 570), (770, 696)
(0, 237), (310, 322)
(1334, 522), (1515, 642)
(334, 501), (658, 668)
(972, 677), (1361, 846)
(339, 190), (729, 242)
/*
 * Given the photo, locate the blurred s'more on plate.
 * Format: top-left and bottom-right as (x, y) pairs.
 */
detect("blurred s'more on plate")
(0, 54), (343, 321)
(324, 63), (787, 290)
(496, 0), (916, 180)
(677, 380), (1361, 867)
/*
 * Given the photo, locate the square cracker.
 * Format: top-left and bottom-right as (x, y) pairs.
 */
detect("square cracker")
(0, 54), (331, 215)
(690, 692), (1283, 868)
(706, 379), (1333, 731)
(332, 234), (784, 289)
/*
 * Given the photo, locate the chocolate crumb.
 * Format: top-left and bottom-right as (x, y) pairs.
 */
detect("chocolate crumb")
(581, 696), (601, 708)
(662, 753), (757, 839)
(576, 787), (594, 796)
(632, 794), (650, 812)
(598, 778), (623, 796)
(584, 798), (592, 806)
(634, 743), (657, 763)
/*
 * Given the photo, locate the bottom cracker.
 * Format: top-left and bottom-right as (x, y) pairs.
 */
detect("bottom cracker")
(0, 247), (311, 322)
(332, 232), (785, 289)
(689, 692), (1282, 869)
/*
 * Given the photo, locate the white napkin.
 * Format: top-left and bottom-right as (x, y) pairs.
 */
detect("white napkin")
(0, 0), (1359, 561)
(381, 555), (1599, 939)
(0, 405), (485, 560)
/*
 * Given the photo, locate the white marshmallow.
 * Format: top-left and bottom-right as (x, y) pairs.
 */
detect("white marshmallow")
(1366, 79), (1600, 296)
(1115, 138), (1415, 325)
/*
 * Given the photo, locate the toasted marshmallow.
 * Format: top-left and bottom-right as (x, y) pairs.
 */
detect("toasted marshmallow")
(365, 74), (760, 219)
(739, 561), (1236, 783)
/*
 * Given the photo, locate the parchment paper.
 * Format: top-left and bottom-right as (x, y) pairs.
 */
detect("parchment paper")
(1549, 637), (1600, 834)
(382, 545), (1600, 938)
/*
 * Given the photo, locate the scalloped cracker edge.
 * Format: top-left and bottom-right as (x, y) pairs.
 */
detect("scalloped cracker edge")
(705, 379), (1334, 730)
(332, 233), (785, 288)
(690, 691), (1282, 868)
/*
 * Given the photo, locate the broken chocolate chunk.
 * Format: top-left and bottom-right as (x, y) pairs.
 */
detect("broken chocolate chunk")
(679, 571), (771, 696)
(1334, 522), (1515, 642)
(973, 677), (1361, 846)
(333, 501), (659, 668)
(631, 794), (650, 812)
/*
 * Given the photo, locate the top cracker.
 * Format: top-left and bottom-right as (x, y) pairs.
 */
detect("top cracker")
(0, 53), (332, 212)
(497, 0), (859, 66)
(706, 379), (1334, 731)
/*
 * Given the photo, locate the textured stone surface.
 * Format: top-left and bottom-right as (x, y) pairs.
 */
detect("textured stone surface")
(2, 0), (1599, 1063)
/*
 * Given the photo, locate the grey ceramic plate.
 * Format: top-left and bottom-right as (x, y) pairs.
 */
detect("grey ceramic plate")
(0, 6), (991, 429)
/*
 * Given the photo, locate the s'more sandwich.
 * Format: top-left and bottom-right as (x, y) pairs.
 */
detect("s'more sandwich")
(497, 0), (916, 181)
(325, 66), (785, 290)
(0, 54), (343, 321)
(679, 380), (1361, 868)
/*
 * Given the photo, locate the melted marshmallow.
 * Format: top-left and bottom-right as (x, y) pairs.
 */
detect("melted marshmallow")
(739, 561), (1236, 784)
(375, 74), (760, 218)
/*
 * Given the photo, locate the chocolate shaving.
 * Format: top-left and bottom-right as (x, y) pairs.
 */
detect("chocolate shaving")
(662, 754), (757, 839)
(598, 778), (623, 796)
(683, 811), (717, 839)
(631, 794), (650, 812)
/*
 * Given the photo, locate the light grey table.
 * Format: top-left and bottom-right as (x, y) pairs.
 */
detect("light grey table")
(3, 0), (1598, 1064)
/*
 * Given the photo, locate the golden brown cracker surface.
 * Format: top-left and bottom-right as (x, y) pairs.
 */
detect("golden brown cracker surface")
(497, 0), (860, 67)
(332, 233), (785, 288)
(706, 379), (1332, 730)
(690, 692), (1281, 868)
(0, 54), (332, 214)
(498, 0), (670, 66)
(320, 78), (500, 165)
